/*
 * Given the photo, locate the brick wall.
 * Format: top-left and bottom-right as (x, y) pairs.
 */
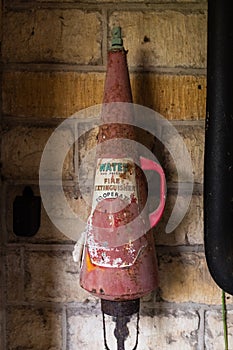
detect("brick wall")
(1, 1), (232, 349)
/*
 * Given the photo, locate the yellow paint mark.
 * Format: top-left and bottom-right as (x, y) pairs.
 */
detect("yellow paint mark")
(86, 252), (96, 272)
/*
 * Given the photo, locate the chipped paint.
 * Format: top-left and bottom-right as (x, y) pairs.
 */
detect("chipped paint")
(79, 43), (161, 301)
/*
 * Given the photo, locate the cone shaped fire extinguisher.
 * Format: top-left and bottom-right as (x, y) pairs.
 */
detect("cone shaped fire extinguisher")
(79, 27), (166, 349)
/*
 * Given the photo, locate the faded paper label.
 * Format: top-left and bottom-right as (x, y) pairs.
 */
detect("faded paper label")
(92, 158), (138, 208)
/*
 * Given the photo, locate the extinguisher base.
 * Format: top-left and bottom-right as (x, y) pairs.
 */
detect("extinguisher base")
(101, 298), (140, 350)
(101, 298), (140, 317)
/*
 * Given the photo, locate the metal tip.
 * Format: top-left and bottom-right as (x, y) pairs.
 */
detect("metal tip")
(111, 26), (123, 50)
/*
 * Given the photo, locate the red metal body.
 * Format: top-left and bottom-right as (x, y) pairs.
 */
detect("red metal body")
(80, 36), (166, 301)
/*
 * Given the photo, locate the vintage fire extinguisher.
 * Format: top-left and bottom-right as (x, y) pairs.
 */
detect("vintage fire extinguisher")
(79, 27), (166, 349)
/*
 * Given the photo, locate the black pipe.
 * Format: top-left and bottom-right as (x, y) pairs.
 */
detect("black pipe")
(101, 299), (140, 350)
(204, 0), (233, 294)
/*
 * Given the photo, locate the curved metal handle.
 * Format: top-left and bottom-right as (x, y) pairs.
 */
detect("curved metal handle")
(140, 156), (166, 228)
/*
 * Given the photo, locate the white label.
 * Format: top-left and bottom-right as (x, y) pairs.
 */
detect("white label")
(92, 158), (138, 207)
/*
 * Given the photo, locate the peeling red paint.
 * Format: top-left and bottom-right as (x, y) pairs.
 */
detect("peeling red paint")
(80, 47), (161, 301)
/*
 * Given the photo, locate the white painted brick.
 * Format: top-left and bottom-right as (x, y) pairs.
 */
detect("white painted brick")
(67, 307), (199, 349)
(205, 310), (233, 350)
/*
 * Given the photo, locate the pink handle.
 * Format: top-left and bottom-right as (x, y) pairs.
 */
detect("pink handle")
(140, 156), (166, 228)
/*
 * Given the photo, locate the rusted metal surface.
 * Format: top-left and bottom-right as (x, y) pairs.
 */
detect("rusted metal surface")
(103, 50), (133, 104)
(101, 299), (140, 317)
(79, 26), (165, 350)
(80, 39), (159, 301)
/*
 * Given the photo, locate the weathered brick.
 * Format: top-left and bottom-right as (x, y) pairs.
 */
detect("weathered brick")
(0, 247), (5, 350)
(155, 193), (203, 246)
(4, 0), (207, 4)
(103, 0), (204, 1)
(5, 249), (23, 302)
(24, 250), (95, 302)
(110, 10), (207, 68)
(3, 72), (206, 120)
(139, 309), (199, 349)
(5, 185), (76, 243)
(67, 308), (103, 350)
(205, 310), (233, 350)
(2, 71), (105, 118)
(67, 307), (199, 349)
(2, 9), (102, 64)
(0, 310), (4, 350)
(160, 124), (204, 183)
(131, 74), (206, 120)
(36, 185), (91, 242)
(158, 252), (224, 304)
(6, 306), (63, 350)
(1, 126), (74, 180)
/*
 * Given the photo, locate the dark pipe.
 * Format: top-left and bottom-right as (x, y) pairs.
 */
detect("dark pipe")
(204, 0), (233, 294)
(101, 299), (140, 350)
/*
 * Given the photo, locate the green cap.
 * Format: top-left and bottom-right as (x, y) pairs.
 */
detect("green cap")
(111, 26), (123, 50)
